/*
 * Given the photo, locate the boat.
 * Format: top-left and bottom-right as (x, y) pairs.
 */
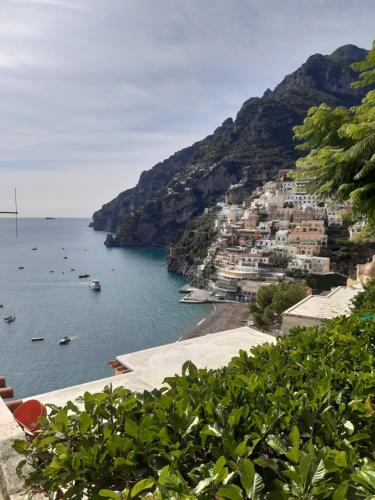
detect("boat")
(18, 266), (24, 270)
(88, 279), (101, 291)
(32, 247), (37, 251)
(59, 336), (71, 345)
(45, 217), (55, 220)
(31, 337), (44, 342)
(4, 315), (16, 323)
(79, 273), (90, 278)
(63, 256), (68, 259)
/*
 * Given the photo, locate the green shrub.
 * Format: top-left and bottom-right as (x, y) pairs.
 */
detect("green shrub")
(250, 281), (307, 331)
(14, 316), (375, 499)
(352, 277), (375, 314)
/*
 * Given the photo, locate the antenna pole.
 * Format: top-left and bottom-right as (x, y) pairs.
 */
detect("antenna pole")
(0, 189), (19, 237)
(15, 188), (18, 238)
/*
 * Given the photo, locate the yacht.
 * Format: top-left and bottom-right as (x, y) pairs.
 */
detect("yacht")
(88, 279), (101, 291)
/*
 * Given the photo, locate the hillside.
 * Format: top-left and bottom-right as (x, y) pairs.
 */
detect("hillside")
(93, 45), (368, 253)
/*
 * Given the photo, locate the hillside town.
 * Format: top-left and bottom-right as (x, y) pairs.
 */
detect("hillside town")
(195, 170), (355, 302)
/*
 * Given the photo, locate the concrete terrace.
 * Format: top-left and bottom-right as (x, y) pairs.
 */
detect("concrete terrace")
(28, 327), (275, 407)
(0, 327), (275, 498)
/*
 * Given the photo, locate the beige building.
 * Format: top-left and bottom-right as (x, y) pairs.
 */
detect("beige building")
(281, 286), (363, 334)
(347, 254), (375, 286)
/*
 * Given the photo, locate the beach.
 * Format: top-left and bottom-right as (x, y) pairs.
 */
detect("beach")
(182, 302), (249, 340)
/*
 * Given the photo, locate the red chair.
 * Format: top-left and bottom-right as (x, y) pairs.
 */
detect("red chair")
(13, 399), (47, 435)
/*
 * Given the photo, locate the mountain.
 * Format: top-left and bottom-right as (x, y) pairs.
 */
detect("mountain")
(93, 44), (367, 253)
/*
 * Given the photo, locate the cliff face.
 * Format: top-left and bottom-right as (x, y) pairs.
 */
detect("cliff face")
(93, 45), (368, 251)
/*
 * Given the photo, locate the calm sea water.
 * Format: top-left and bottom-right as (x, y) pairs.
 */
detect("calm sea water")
(0, 218), (210, 399)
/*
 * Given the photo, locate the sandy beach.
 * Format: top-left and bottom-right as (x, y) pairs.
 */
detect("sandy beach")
(182, 302), (250, 340)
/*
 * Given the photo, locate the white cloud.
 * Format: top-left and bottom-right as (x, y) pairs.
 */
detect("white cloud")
(0, 0), (374, 216)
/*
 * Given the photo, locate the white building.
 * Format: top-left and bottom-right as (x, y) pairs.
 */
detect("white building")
(349, 220), (366, 240)
(288, 255), (330, 274)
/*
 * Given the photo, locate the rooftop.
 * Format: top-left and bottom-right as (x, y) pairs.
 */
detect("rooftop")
(282, 286), (363, 320)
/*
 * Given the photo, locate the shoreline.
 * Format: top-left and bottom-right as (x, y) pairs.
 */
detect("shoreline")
(181, 302), (249, 340)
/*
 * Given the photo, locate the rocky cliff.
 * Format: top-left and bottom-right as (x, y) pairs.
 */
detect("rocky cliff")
(93, 45), (368, 259)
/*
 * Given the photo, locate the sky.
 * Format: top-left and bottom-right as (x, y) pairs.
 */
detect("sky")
(0, 0), (374, 217)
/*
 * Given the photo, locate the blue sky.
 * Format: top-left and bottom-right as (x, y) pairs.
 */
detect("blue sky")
(0, 0), (374, 216)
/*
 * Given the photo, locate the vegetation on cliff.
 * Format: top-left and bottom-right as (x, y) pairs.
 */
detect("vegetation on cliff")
(294, 41), (375, 235)
(167, 211), (217, 276)
(14, 315), (375, 498)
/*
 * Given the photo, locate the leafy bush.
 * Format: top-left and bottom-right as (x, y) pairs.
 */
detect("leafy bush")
(351, 277), (375, 314)
(14, 316), (375, 499)
(249, 281), (307, 331)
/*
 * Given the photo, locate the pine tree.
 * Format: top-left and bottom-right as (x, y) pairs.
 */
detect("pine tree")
(293, 41), (375, 234)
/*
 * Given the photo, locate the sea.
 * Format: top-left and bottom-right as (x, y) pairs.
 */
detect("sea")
(0, 218), (210, 399)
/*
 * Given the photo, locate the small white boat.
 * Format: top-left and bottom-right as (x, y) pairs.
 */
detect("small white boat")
(59, 336), (71, 345)
(4, 315), (16, 323)
(88, 279), (101, 291)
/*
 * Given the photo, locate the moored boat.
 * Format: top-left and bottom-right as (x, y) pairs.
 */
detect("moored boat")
(59, 336), (71, 345)
(88, 279), (101, 290)
(79, 273), (90, 278)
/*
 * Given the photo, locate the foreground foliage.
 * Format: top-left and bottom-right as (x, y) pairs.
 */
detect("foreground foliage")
(14, 316), (375, 499)
(249, 281), (307, 331)
(293, 41), (375, 234)
(352, 276), (375, 314)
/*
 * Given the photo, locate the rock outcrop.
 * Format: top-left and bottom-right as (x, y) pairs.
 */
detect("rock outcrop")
(93, 45), (368, 259)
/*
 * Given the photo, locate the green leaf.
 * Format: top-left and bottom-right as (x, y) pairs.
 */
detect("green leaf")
(266, 435), (287, 456)
(332, 483), (349, 500)
(239, 459), (255, 496)
(130, 478), (154, 497)
(213, 456), (227, 476)
(238, 459), (264, 499)
(289, 425), (300, 449)
(217, 484), (243, 500)
(200, 424), (222, 446)
(311, 460), (326, 486)
(99, 489), (122, 499)
(125, 418), (138, 439)
(79, 412), (93, 433)
(184, 416), (199, 436)
(351, 467), (375, 491)
(12, 439), (28, 454)
(235, 439), (248, 458)
(194, 476), (215, 495)
(286, 425), (300, 464)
